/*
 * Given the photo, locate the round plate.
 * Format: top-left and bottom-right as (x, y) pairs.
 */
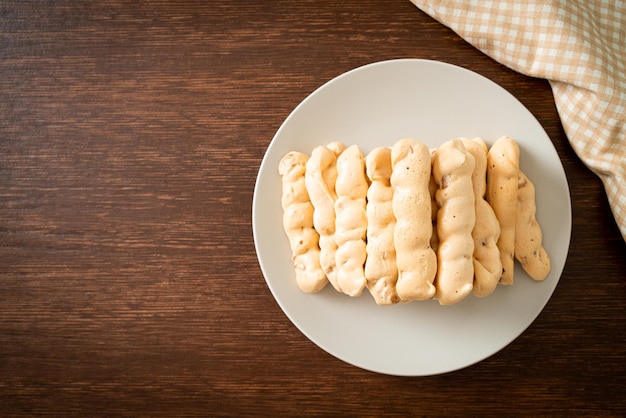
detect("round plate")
(252, 59), (571, 376)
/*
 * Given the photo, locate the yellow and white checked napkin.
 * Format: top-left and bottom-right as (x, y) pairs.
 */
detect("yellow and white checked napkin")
(410, 0), (626, 241)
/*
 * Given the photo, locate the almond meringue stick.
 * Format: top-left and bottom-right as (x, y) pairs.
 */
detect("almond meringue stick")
(334, 145), (369, 297)
(486, 136), (520, 285)
(515, 170), (551, 280)
(432, 139), (476, 305)
(461, 138), (502, 297)
(305, 143), (346, 292)
(278, 151), (327, 293)
(364, 147), (399, 305)
(390, 139), (437, 301)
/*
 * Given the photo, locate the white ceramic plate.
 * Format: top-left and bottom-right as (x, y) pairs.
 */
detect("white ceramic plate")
(252, 59), (571, 376)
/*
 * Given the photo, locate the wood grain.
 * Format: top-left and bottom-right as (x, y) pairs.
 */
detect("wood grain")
(1, 0), (625, 416)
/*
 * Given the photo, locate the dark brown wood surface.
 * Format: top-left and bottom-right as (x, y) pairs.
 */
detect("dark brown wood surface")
(1, 1), (624, 416)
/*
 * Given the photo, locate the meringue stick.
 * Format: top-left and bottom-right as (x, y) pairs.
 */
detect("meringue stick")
(486, 136), (520, 285)
(461, 138), (502, 297)
(432, 139), (476, 305)
(305, 145), (343, 291)
(515, 170), (551, 280)
(334, 145), (369, 297)
(364, 147), (399, 305)
(278, 151), (327, 293)
(390, 139), (437, 301)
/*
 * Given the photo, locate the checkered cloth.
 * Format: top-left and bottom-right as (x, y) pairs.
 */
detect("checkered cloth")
(410, 0), (626, 241)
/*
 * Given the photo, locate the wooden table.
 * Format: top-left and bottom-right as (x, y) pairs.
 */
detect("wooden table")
(1, 1), (624, 416)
